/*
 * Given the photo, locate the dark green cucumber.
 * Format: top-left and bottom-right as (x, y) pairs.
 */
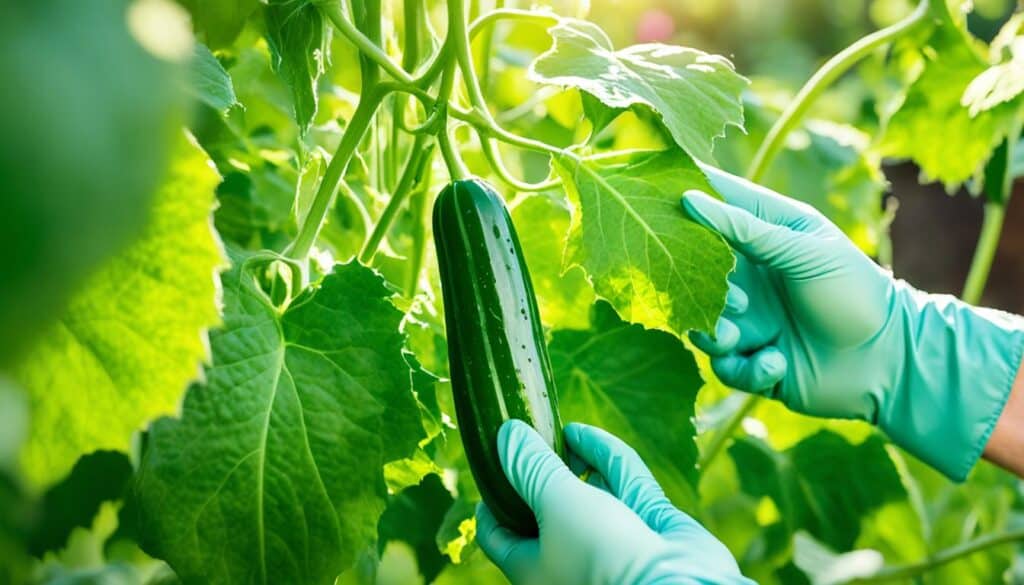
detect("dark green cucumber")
(433, 178), (566, 536)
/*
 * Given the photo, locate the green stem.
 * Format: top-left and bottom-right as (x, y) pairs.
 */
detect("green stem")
(746, 0), (930, 182)
(383, 76), (557, 161)
(961, 120), (1020, 304)
(448, 0), (488, 114)
(291, 88), (387, 261)
(318, 0), (413, 85)
(363, 0), (384, 194)
(413, 41), (450, 89)
(468, 8), (559, 41)
(445, 2), (567, 183)
(698, 394), (759, 470)
(473, 0), (504, 92)
(472, 111), (569, 158)
(481, 138), (561, 191)
(853, 529), (1024, 583)
(405, 158), (435, 297)
(391, 102), (405, 191)
(360, 136), (435, 263)
(438, 129), (469, 180)
(388, 0), (425, 181)
(961, 202), (1007, 305)
(402, 0), (422, 72)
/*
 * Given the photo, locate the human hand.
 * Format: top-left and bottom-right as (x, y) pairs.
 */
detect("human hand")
(683, 167), (893, 418)
(683, 166), (1024, 481)
(476, 420), (753, 585)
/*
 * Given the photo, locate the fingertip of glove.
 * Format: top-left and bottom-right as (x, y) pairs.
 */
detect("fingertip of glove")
(682, 189), (713, 202)
(498, 418), (528, 445)
(758, 348), (787, 380)
(681, 190), (715, 222)
(564, 421), (587, 433)
(563, 422), (587, 444)
(689, 318), (740, 356)
(717, 318), (741, 349)
(726, 283), (750, 314)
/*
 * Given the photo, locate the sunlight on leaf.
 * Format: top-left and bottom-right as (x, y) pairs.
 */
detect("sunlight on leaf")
(14, 133), (224, 489)
(554, 149), (734, 335)
(529, 18), (747, 161)
(880, 23), (1019, 189)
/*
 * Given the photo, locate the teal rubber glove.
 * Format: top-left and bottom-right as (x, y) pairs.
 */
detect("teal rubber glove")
(682, 166), (1024, 481)
(476, 420), (753, 585)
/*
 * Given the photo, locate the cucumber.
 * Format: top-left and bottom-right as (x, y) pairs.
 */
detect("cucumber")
(432, 178), (566, 536)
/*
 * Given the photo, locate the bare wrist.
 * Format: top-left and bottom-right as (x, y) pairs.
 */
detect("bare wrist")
(983, 354), (1024, 477)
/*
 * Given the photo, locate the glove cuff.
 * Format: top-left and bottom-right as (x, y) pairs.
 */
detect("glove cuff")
(881, 281), (1024, 481)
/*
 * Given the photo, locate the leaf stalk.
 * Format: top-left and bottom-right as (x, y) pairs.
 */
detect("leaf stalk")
(851, 528), (1024, 583)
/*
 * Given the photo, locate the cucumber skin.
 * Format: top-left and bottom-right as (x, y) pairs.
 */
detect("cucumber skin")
(433, 179), (566, 536)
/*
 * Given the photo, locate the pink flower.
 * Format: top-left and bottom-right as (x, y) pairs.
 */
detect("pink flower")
(636, 9), (675, 43)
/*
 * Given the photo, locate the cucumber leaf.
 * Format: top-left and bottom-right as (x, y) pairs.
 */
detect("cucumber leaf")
(176, 0), (259, 49)
(549, 301), (702, 508)
(553, 149), (734, 335)
(529, 18), (747, 161)
(13, 133), (224, 489)
(960, 13), (1024, 119)
(264, 0), (329, 133)
(792, 532), (885, 585)
(132, 258), (424, 584)
(0, 0), (187, 363)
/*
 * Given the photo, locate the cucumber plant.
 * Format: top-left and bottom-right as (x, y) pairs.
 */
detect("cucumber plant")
(3, 0), (1024, 584)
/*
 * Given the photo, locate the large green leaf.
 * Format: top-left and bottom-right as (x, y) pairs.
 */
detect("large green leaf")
(729, 431), (906, 552)
(553, 149), (734, 335)
(529, 18), (747, 161)
(264, 0), (330, 132)
(132, 257), (424, 584)
(549, 301), (702, 508)
(13, 133), (224, 489)
(880, 23), (1019, 189)
(0, 0), (187, 363)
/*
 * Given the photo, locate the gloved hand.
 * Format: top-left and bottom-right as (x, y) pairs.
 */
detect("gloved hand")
(682, 165), (1024, 481)
(476, 420), (753, 585)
